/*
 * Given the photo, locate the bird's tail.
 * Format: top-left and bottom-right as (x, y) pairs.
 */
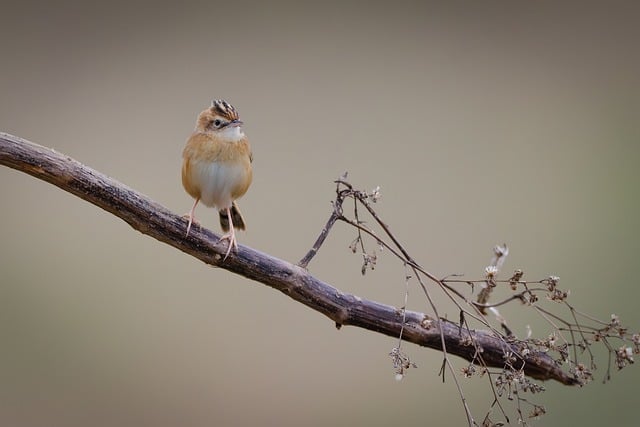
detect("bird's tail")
(219, 202), (246, 232)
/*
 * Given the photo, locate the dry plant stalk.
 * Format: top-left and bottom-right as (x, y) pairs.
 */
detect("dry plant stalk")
(302, 174), (637, 426)
(1, 132), (637, 426)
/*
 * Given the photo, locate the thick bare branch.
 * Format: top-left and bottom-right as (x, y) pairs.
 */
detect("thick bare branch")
(0, 132), (579, 386)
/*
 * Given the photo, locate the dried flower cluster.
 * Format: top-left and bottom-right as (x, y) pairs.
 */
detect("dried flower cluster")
(389, 346), (417, 380)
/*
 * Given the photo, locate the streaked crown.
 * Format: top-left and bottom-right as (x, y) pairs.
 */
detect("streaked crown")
(195, 99), (243, 133)
(210, 99), (239, 121)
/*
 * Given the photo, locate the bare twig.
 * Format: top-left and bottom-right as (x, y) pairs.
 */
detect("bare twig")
(298, 208), (340, 268)
(0, 132), (580, 386)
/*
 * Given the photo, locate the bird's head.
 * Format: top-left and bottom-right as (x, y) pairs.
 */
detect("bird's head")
(196, 99), (245, 141)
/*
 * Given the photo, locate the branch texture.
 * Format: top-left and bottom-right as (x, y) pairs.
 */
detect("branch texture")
(0, 132), (578, 386)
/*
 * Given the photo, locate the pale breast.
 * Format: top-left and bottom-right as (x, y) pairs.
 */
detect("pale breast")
(189, 159), (250, 209)
(182, 132), (252, 210)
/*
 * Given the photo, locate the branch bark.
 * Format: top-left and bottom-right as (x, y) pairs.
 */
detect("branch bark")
(0, 132), (579, 386)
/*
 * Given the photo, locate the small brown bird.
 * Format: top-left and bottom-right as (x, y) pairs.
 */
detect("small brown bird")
(181, 100), (253, 258)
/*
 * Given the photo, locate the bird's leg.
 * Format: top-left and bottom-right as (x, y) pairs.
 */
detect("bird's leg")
(183, 198), (200, 237)
(219, 206), (238, 260)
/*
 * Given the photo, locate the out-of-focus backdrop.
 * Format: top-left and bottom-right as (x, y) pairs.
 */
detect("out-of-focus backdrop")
(1, 1), (639, 426)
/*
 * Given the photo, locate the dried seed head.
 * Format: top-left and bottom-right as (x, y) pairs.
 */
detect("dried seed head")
(485, 265), (499, 279)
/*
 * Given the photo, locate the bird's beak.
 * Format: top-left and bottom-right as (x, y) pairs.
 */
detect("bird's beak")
(228, 119), (243, 128)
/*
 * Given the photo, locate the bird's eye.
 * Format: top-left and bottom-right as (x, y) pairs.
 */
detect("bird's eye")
(213, 119), (222, 128)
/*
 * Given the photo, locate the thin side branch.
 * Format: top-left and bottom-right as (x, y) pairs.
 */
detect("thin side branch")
(0, 132), (578, 386)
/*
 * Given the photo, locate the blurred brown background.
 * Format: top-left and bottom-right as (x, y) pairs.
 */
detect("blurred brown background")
(1, 1), (639, 426)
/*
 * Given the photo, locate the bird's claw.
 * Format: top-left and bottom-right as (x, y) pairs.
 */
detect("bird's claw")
(218, 231), (238, 261)
(182, 213), (200, 237)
